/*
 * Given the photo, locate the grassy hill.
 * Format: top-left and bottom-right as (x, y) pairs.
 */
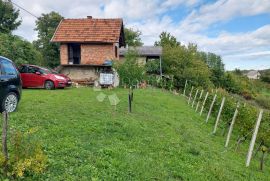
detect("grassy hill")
(8, 88), (270, 180)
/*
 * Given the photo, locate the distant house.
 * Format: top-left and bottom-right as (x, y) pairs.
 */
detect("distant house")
(245, 70), (261, 79)
(120, 46), (163, 75)
(51, 16), (125, 84)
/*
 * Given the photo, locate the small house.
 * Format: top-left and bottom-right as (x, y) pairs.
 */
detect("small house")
(51, 16), (125, 84)
(245, 70), (261, 79)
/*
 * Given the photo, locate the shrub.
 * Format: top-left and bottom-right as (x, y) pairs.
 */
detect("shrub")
(0, 128), (47, 179)
(255, 95), (270, 110)
(114, 49), (145, 87)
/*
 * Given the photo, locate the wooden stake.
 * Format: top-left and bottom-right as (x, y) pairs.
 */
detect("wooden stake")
(246, 109), (264, 167)
(128, 94), (132, 113)
(206, 94), (217, 123)
(225, 103), (239, 147)
(200, 92), (209, 116)
(213, 97), (226, 134)
(260, 148), (266, 171)
(195, 90), (204, 112)
(192, 89), (199, 108)
(188, 86), (194, 105)
(183, 80), (188, 96)
(2, 111), (8, 175)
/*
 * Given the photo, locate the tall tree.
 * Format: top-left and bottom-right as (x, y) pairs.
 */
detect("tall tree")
(0, 0), (21, 34)
(34, 11), (63, 68)
(154, 32), (180, 47)
(124, 27), (143, 47)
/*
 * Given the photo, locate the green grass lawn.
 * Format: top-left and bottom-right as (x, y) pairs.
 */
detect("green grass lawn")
(8, 88), (270, 180)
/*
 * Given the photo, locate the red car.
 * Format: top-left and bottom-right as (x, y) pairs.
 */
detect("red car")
(19, 65), (72, 89)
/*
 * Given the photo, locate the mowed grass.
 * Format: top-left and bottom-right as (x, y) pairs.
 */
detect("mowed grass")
(8, 88), (270, 180)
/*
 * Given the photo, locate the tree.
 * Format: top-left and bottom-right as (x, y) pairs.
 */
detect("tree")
(0, 0), (21, 34)
(34, 11), (63, 68)
(154, 32), (180, 47)
(0, 33), (44, 65)
(199, 51), (225, 87)
(124, 28), (143, 47)
(260, 70), (270, 83)
(114, 49), (145, 86)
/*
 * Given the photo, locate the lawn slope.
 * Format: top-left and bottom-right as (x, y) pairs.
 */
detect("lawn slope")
(9, 88), (270, 180)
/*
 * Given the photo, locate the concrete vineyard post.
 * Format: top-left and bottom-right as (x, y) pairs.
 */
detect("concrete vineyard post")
(192, 89), (199, 108)
(196, 90), (204, 112)
(188, 86), (194, 105)
(246, 109), (264, 167)
(213, 97), (226, 134)
(225, 103), (239, 148)
(200, 92), (209, 116)
(206, 94), (217, 123)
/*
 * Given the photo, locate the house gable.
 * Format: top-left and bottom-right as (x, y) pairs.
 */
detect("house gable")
(51, 17), (125, 46)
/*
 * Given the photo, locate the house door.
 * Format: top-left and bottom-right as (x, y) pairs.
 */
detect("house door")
(68, 44), (81, 64)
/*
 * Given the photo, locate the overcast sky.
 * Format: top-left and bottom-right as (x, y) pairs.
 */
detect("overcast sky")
(12, 0), (270, 70)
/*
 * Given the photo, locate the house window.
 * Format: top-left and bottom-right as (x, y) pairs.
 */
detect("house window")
(68, 43), (81, 64)
(115, 46), (118, 58)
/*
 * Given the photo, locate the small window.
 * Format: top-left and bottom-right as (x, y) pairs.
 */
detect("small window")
(28, 66), (39, 74)
(19, 66), (28, 73)
(1, 60), (17, 76)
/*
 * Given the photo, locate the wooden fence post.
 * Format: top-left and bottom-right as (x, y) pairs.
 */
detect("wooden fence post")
(200, 92), (209, 116)
(188, 86), (194, 105)
(246, 109), (264, 167)
(225, 103), (239, 147)
(206, 94), (217, 123)
(183, 80), (188, 96)
(2, 111), (8, 175)
(192, 89), (199, 108)
(196, 90), (204, 112)
(128, 88), (132, 113)
(213, 97), (226, 134)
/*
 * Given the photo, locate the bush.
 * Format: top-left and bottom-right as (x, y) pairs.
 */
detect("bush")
(114, 49), (145, 87)
(255, 95), (270, 110)
(145, 60), (160, 74)
(0, 33), (44, 66)
(0, 128), (47, 179)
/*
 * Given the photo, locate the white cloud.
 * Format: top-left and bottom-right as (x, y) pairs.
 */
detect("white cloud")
(178, 0), (270, 33)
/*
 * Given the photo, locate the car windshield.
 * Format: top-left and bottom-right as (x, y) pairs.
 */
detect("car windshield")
(39, 67), (59, 74)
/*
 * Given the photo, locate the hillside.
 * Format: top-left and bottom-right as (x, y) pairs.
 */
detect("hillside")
(8, 88), (270, 180)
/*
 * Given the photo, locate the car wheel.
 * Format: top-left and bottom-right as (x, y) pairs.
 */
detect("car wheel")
(44, 80), (55, 90)
(2, 92), (18, 113)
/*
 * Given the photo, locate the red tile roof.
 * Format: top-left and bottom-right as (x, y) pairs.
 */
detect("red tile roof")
(51, 18), (124, 43)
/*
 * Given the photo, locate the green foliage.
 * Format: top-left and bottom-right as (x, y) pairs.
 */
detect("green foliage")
(161, 43), (213, 89)
(34, 11), (63, 68)
(260, 69), (270, 83)
(199, 52), (225, 87)
(255, 95), (270, 110)
(114, 49), (145, 86)
(154, 32), (180, 47)
(0, 33), (44, 65)
(145, 60), (160, 74)
(0, 128), (47, 179)
(0, 0), (21, 34)
(124, 27), (143, 46)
